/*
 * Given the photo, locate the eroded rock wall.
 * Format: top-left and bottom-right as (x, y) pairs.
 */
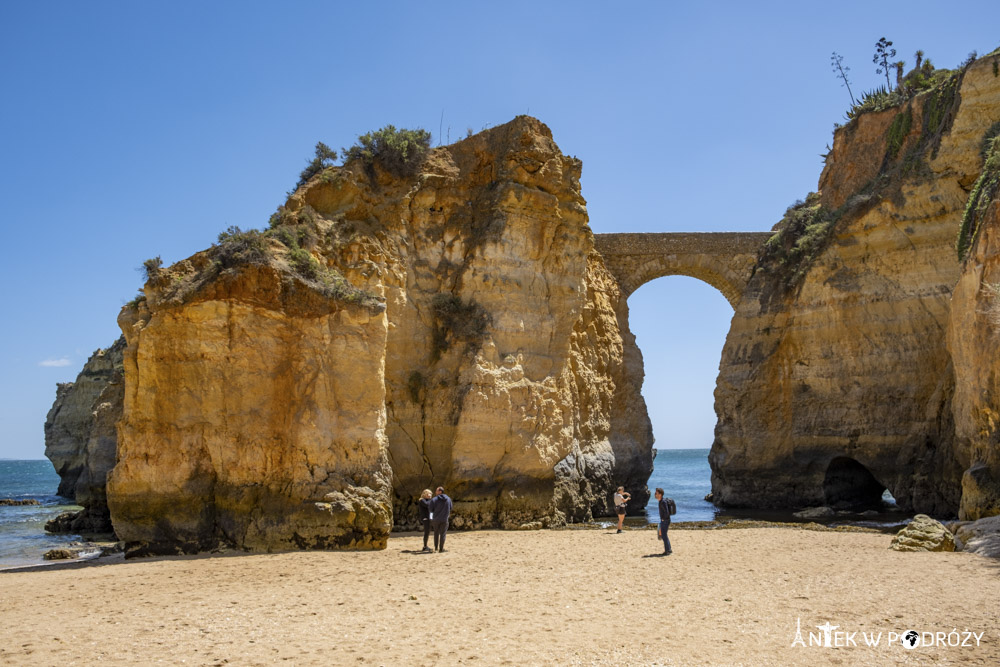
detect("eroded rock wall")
(948, 175), (1000, 521)
(711, 55), (1000, 515)
(292, 117), (652, 529)
(108, 262), (393, 557)
(101, 116), (652, 554)
(43, 337), (124, 534)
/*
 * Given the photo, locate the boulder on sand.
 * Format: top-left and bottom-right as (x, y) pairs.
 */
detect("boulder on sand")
(889, 514), (955, 552)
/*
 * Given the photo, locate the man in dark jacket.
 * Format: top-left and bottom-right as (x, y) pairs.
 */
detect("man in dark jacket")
(429, 486), (453, 552)
(655, 487), (674, 555)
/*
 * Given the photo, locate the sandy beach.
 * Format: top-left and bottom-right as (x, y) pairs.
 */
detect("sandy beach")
(2, 526), (998, 666)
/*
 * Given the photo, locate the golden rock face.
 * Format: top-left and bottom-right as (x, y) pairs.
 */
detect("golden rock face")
(712, 56), (1000, 517)
(105, 116), (653, 555)
(948, 194), (1000, 521)
(108, 265), (393, 556)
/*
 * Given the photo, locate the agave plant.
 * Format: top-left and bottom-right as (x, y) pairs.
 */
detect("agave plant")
(844, 85), (910, 120)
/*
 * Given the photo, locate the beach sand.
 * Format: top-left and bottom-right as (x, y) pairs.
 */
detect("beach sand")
(2, 526), (998, 666)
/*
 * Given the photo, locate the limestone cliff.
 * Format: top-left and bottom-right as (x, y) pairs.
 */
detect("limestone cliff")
(43, 338), (124, 534)
(102, 116), (652, 555)
(287, 117), (651, 529)
(108, 258), (393, 556)
(948, 126), (1000, 520)
(711, 54), (1000, 516)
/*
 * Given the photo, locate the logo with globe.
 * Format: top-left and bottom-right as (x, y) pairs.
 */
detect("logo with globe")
(902, 630), (920, 649)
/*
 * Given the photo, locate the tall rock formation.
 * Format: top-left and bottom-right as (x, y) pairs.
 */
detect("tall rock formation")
(109, 259), (393, 557)
(43, 337), (124, 534)
(711, 54), (1000, 516)
(102, 116), (652, 556)
(947, 114), (1000, 520)
(283, 116), (652, 529)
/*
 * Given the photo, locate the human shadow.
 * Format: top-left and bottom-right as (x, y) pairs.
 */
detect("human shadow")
(399, 549), (434, 555)
(641, 553), (670, 558)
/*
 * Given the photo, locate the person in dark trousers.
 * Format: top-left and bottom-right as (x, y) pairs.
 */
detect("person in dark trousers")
(429, 486), (453, 552)
(655, 487), (674, 555)
(418, 489), (433, 552)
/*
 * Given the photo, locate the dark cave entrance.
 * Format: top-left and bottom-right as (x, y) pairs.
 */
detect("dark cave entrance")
(822, 457), (887, 509)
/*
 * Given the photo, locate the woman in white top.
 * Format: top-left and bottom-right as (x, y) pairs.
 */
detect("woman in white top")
(614, 486), (631, 533)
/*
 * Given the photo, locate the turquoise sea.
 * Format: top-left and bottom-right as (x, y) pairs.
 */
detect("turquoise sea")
(0, 460), (84, 568)
(644, 447), (716, 523)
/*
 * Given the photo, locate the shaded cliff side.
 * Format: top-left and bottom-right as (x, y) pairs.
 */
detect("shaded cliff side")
(96, 116), (652, 555)
(948, 125), (1000, 520)
(43, 337), (124, 534)
(712, 53), (1000, 516)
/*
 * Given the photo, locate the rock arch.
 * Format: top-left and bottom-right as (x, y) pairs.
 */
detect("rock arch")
(593, 232), (772, 306)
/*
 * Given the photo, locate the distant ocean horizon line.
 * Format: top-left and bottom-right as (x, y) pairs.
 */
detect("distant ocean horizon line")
(655, 447), (709, 451)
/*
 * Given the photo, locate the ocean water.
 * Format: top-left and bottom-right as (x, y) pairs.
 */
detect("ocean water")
(643, 448), (715, 523)
(0, 460), (84, 568)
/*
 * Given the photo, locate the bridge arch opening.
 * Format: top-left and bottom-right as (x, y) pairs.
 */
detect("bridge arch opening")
(629, 275), (733, 523)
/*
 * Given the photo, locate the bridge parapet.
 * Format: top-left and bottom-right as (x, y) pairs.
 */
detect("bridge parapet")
(593, 232), (772, 307)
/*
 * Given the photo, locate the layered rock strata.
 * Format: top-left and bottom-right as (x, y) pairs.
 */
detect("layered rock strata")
(108, 263), (393, 557)
(287, 117), (652, 529)
(43, 337), (124, 534)
(711, 54), (1000, 517)
(99, 116), (652, 555)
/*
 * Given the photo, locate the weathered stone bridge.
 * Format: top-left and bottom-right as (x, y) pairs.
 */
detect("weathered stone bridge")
(594, 232), (773, 306)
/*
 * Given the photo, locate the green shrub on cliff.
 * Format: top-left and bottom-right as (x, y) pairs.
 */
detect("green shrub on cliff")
(761, 195), (829, 270)
(215, 226), (271, 268)
(957, 127), (1000, 260)
(296, 142), (338, 189)
(343, 125), (431, 178)
(886, 109), (913, 160)
(843, 51), (960, 123)
(756, 192), (875, 291)
(141, 256), (163, 282)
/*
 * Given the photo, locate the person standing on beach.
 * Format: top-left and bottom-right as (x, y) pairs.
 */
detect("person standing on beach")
(418, 489), (433, 552)
(614, 486), (630, 534)
(655, 487), (674, 555)
(429, 486), (453, 552)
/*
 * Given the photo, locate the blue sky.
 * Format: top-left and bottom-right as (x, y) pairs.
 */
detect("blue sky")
(1, 2), (997, 459)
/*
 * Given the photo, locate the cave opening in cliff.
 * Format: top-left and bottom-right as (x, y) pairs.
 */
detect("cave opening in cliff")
(822, 457), (888, 509)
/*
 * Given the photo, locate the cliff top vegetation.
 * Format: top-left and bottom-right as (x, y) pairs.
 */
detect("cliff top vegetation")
(755, 47), (999, 293)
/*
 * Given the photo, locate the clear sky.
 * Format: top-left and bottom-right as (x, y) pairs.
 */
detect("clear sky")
(1, 2), (997, 459)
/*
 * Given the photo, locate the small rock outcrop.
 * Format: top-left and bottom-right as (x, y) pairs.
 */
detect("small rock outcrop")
(890, 514), (956, 552)
(43, 337), (124, 535)
(793, 506), (835, 519)
(0, 499), (41, 506)
(953, 515), (1000, 558)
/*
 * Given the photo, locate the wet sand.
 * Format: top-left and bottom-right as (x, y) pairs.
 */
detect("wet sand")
(2, 526), (998, 665)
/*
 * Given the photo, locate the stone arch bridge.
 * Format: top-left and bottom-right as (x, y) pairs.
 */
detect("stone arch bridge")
(593, 232), (773, 307)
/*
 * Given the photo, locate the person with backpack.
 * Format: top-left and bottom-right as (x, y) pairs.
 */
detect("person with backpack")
(655, 487), (675, 555)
